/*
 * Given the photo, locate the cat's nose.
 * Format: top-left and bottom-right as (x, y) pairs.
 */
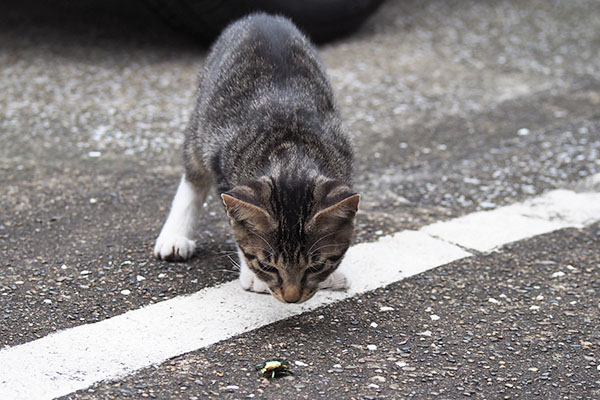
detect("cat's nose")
(282, 286), (302, 303)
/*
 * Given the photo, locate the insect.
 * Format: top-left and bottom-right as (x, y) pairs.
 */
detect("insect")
(255, 359), (292, 379)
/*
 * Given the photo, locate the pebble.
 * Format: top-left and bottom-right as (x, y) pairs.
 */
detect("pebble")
(294, 361), (308, 367)
(370, 322), (379, 328)
(530, 305), (540, 311)
(368, 383), (380, 389)
(371, 376), (386, 383)
(367, 344), (378, 351)
(379, 306), (395, 312)
(88, 151), (102, 158)
(417, 330), (432, 337)
(395, 361), (407, 368)
(518, 128), (530, 136)
(136, 275), (146, 282)
(480, 201), (497, 209)
(488, 298), (500, 304)
(552, 271), (566, 278)
(80, 270), (91, 275)
(430, 314), (440, 321)
(43, 299), (52, 304)
(226, 385), (239, 392)
(89, 198), (97, 204)
(120, 289), (131, 295)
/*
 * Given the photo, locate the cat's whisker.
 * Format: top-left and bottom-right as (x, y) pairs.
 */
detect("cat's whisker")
(226, 255), (241, 271)
(248, 230), (276, 255)
(307, 229), (344, 255)
(309, 243), (345, 256)
(214, 251), (240, 258)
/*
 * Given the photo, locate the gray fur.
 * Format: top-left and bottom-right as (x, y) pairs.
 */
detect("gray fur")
(182, 13), (358, 303)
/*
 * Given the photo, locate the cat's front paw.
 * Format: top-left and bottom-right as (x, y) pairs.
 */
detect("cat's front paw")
(319, 270), (350, 291)
(153, 235), (196, 261)
(239, 265), (270, 293)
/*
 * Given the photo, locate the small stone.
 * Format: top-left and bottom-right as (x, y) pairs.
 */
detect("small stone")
(88, 151), (102, 158)
(480, 201), (497, 209)
(14, 280), (24, 285)
(121, 289), (131, 295)
(89, 198), (97, 204)
(430, 315), (440, 321)
(552, 271), (565, 278)
(333, 364), (342, 369)
(294, 361), (308, 367)
(530, 305), (540, 311)
(80, 270), (91, 275)
(43, 299), (52, 304)
(294, 384), (306, 390)
(529, 367), (539, 372)
(136, 275), (146, 282)
(371, 376), (386, 383)
(370, 322), (379, 328)
(517, 128), (530, 136)
(536, 295), (544, 301)
(367, 344), (378, 351)
(417, 330), (432, 337)
(379, 306), (395, 312)
(368, 383), (380, 389)
(488, 298), (500, 304)
(226, 385), (239, 392)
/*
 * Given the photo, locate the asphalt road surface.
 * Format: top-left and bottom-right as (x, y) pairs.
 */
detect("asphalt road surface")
(1, 0), (599, 399)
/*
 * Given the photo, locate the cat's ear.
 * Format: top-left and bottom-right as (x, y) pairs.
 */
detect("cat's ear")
(221, 188), (276, 231)
(307, 192), (360, 231)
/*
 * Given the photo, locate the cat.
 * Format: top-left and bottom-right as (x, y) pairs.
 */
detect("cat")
(154, 13), (359, 303)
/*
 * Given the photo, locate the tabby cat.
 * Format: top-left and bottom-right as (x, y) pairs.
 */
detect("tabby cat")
(154, 13), (359, 303)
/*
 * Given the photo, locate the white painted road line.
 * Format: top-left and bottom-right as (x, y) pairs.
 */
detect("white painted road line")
(422, 189), (600, 252)
(1, 178), (599, 400)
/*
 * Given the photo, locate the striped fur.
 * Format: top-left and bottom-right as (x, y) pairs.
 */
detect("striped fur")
(183, 13), (358, 303)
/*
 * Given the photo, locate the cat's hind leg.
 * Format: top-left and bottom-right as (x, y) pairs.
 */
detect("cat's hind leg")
(154, 174), (208, 261)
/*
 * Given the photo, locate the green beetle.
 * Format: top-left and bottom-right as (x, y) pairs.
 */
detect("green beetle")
(255, 360), (292, 379)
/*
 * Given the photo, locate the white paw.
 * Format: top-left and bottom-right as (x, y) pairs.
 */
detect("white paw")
(153, 235), (196, 261)
(319, 270), (351, 290)
(239, 263), (270, 293)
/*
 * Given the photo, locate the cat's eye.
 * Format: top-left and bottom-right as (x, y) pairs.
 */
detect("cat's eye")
(307, 263), (327, 274)
(257, 261), (278, 274)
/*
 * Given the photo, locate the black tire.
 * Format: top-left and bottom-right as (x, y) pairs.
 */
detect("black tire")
(145, 0), (384, 44)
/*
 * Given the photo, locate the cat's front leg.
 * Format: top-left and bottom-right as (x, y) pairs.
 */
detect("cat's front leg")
(154, 174), (206, 261)
(238, 250), (270, 293)
(319, 270), (351, 291)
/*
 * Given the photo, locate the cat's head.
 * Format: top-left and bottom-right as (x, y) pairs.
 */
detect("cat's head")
(221, 176), (359, 303)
